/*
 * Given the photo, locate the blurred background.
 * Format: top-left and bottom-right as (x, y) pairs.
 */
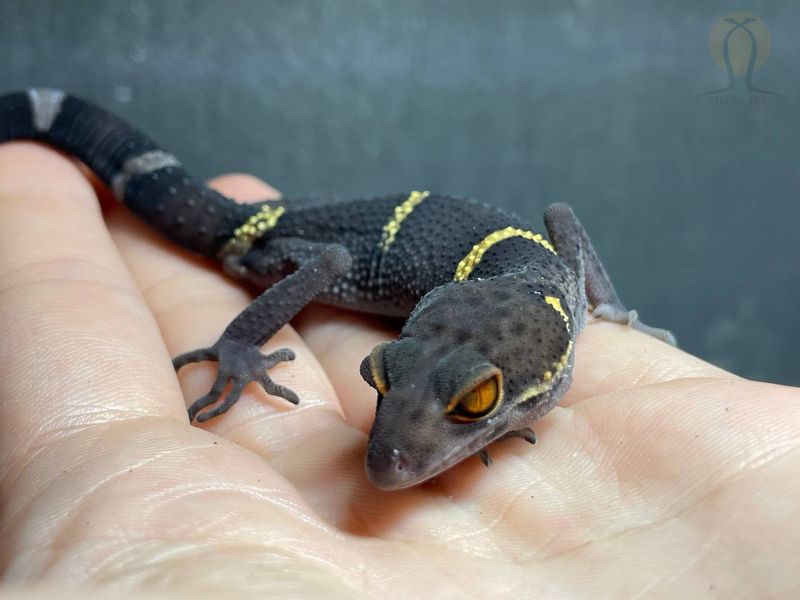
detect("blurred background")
(1, 1), (797, 384)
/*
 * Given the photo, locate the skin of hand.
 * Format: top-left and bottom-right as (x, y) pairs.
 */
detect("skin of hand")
(0, 141), (798, 600)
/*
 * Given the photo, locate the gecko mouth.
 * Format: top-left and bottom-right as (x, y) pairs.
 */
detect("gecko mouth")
(365, 426), (503, 490)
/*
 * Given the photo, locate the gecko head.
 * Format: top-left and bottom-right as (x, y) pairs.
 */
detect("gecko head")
(360, 278), (574, 490)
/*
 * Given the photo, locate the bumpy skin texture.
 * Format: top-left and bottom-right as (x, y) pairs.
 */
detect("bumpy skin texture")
(0, 89), (674, 489)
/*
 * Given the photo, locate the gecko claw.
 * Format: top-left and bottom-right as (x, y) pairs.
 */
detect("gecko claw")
(476, 429), (536, 469)
(499, 427), (537, 446)
(174, 339), (298, 422)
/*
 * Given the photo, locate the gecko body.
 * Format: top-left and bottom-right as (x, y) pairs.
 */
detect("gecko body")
(0, 89), (675, 489)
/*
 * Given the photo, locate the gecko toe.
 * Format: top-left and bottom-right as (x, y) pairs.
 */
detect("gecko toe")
(195, 379), (246, 422)
(515, 428), (537, 445)
(173, 347), (215, 371)
(187, 371), (228, 421)
(592, 303), (637, 325)
(593, 303), (677, 346)
(263, 347), (296, 367)
(499, 427), (537, 446)
(258, 375), (300, 405)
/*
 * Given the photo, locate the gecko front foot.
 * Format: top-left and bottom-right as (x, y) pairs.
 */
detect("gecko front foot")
(478, 429), (537, 468)
(173, 339), (298, 422)
(592, 303), (677, 346)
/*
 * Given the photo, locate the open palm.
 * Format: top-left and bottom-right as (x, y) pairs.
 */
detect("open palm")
(1, 143), (798, 599)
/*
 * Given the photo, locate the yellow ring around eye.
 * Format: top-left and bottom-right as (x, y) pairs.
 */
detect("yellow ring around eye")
(446, 370), (503, 422)
(369, 343), (390, 396)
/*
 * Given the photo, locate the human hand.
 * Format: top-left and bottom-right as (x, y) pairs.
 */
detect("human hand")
(1, 142), (798, 598)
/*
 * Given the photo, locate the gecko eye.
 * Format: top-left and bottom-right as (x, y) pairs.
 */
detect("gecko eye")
(445, 371), (503, 422)
(360, 342), (390, 395)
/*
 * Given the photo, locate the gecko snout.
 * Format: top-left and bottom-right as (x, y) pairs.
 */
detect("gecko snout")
(365, 445), (415, 490)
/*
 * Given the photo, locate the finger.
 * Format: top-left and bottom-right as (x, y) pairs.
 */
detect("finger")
(563, 318), (735, 407)
(0, 154), (364, 580)
(208, 172), (281, 202)
(0, 143), (187, 473)
(293, 306), (398, 433)
(107, 173), (350, 456)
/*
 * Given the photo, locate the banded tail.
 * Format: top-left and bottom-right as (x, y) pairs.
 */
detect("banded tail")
(0, 88), (258, 257)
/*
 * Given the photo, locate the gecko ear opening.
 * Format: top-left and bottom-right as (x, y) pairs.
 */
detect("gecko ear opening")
(360, 342), (391, 395)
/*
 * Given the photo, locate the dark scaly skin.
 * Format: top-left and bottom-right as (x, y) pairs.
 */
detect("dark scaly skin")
(0, 89), (676, 490)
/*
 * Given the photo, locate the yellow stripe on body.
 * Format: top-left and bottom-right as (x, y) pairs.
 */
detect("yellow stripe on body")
(378, 190), (430, 251)
(516, 340), (574, 402)
(219, 203), (286, 259)
(514, 296), (573, 401)
(453, 226), (557, 282)
(545, 295), (570, 331)
(451, 226), (568, 402)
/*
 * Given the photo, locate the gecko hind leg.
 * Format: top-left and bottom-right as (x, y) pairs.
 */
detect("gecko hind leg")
(544, 203), (677, 346)
(174, 240), (352, 422)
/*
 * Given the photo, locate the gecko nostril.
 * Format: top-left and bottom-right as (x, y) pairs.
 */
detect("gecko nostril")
(366, 445), (414, 488)
(391, 448), (409, 472)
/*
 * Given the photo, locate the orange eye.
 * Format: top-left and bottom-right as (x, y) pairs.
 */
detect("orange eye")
(446, 373), (502, 421)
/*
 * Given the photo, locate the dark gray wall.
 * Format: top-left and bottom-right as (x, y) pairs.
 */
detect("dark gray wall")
(2, 1), (797, 384)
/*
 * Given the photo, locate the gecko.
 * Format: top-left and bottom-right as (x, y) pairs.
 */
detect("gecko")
(0, 89), (676, 490)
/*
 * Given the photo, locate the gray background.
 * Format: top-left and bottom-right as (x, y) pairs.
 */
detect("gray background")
(1, 1), (797, 384)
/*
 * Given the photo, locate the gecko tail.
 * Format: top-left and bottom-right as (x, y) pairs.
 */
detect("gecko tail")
(0, 89), (256, 258)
